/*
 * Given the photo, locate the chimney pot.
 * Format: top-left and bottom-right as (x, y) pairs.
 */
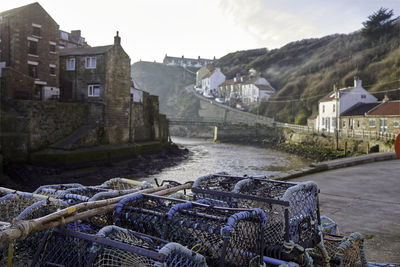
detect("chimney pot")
(114, 31), (121, 45)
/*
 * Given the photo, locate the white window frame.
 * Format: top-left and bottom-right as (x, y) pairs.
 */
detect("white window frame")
(394, 121), (399, 128)
(49, 64), (56, 76)
(88, 84), (100, 97)
(85, 57), (96, 69)
(66, 58), (75, 71)
(369, 119), (376, 127)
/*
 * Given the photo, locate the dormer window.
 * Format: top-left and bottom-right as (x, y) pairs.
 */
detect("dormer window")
(361, 94), (366, 99)
(85, 57), (96, 69)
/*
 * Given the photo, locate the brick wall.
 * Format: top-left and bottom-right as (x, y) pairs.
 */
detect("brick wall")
(0, 3), (59, 100)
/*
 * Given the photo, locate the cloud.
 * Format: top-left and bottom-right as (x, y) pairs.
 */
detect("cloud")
(217, 0), (399, 49)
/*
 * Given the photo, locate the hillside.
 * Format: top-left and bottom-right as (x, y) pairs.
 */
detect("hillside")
(131, 62), (199, 119)
(215, 23), (400, 124)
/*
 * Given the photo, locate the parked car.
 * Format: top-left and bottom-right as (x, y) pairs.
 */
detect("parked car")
(215, 98), (225, 104)
(203, 92), (214, 99)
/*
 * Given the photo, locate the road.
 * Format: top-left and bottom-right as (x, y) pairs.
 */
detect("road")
(290, 159), (400, 263)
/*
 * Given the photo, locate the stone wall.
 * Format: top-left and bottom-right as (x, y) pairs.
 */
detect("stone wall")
(104, 43), (131, 144)
(198, 98), (273, 125)
(284, 131), (395, 153)
(3, 100), (87, 153)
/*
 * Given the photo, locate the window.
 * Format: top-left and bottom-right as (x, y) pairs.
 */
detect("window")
(343, 120), (346, 127)
(322, 118), (325, 126)
(394, 121), (399, 128)
(369, 119), (376, 127)
(333, 104), (335, 113)
(32, 26), (41, 37)
(28, 41), (37, 55)
(85, 57), (96, 69)
(361, 94), (366, 99)
(322, 105), (325, 113)
(49, 44), (56, 53)
(88, 84), (100, 97)
(66, 58), (75, 70)
(357, 120), (360, 128)
(28, 64), (38, 78)
(49, 64), (56, 75)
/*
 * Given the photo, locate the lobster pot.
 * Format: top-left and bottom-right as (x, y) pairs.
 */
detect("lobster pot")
(32, 222), (99, 267)
(192, 174), (321, 257)
(32, 225), (208, 267)
(311, 233), (368, 267)
(115, 194), (267, 267)
(33, 183), (84, 198)
(98, 177), (151, 191)
(0, 194), (67, 266)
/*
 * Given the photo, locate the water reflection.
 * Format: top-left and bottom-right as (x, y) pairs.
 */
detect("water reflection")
(148, 137), (310, 183)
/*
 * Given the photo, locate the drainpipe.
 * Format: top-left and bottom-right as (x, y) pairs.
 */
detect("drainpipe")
(334, 84), (339, 150)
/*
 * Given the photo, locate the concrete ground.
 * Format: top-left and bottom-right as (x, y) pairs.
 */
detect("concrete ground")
(290, 159), (400, 263)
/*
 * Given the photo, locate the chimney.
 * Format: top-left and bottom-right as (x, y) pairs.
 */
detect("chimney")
(198, 56), (200, 59)
(354, 77), (362, 88)
(114, 31), (121, 45)
(182, 55), (184, 58)
(71, 30), (81, 40)
(383, 94), (390, 103)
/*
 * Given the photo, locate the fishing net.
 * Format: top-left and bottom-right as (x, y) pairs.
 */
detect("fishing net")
(0, 195), (68, 267)
(99, 177), (152, 191)
(33, 224), (208, 267)
(192, 173), (321, 261)
(32, 222), (99, 266)
(115, 194), (267, 267)
(315, 232), (368, 267)
(93, 226), (208, 267)
(0, 193), (41, 223)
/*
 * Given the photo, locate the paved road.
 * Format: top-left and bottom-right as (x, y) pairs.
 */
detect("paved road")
(290, 159), (400, 263)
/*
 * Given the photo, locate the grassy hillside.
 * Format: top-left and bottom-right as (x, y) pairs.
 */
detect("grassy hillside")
(215, 23), (400, 124)
(131, 62), (199, 119)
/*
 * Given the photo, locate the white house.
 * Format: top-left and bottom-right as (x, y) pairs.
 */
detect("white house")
(316, 78), (377, 132)
(241, 76), (275, 103)
(201, 68), (226, 96)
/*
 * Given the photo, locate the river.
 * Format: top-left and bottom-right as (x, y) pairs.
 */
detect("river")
(147, 137), (311, 183)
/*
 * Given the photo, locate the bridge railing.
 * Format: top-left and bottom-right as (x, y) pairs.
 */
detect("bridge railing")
(275, 122), (398, 141)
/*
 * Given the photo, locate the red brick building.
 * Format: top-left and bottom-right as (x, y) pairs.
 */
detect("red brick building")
(0, 2), (60, 100)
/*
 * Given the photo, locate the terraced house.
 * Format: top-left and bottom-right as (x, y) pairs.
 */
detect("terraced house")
(60, 32), (132, 144)
(0, 2), (60, 100)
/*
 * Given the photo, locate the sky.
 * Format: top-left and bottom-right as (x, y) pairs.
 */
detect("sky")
(2, 0), (399, 64)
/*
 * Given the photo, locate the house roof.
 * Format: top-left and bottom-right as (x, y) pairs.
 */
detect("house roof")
(319, 86), (360, 102)
(220, 79), (234, 86)
(60, 45), (113, 56)
(308, 114), (318, 120)
(255, 84), (275, 91)
(367, 101), (400, 116)
(0, 2), (59, 26)
(202, 70), (216, 79)
(341, 102), (380, 116)
(164, 56), (213, 62)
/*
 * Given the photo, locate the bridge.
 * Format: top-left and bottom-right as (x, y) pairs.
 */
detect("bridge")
(167, 116), (272, 126)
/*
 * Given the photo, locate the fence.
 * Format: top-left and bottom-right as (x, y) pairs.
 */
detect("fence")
(275, 122), (398, 142)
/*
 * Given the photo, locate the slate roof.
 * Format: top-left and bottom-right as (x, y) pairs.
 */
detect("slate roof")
(255, 84), (275, 91)
(341, 102), (380, 116)
(60, 45), (113, 56)
(220, 79), (235, 86)
(0, 2), (58, 26)
(203, 70), (216, 79)
(367, 101), (400, 116)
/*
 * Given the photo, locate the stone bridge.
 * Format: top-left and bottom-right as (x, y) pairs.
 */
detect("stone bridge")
(175, 84), (274, 126)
